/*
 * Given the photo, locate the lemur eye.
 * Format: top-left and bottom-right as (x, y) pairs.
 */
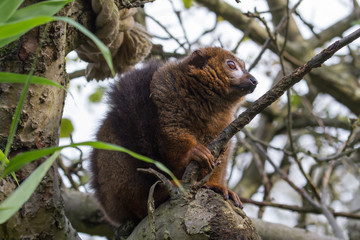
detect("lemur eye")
(226, 60), (237, 70)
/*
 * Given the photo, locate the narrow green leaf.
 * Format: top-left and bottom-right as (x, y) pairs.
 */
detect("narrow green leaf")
(54, 16), (115, 77)
(60, 118), (74, 138)
(154, 161), (182, 189)
(0, 149), (8, 173)
(8, 0), (73, 22)
(3, 146), (62, 176)
(0, 72), (67, 91)
(0, 33), (23, 48)
(0, 150), (19, 185)
(0, 0), (24, 23)
(0, 151), (60, 224)
(0, 16), (53, 39)
(3, 142), (142, 176)
(3, 141), (183, 192)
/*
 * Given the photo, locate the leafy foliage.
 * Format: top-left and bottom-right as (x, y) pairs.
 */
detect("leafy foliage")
(60, 118), (74, 138)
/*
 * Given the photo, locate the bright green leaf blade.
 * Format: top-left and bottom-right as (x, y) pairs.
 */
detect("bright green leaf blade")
(3, 141), (182, 191)
(0, 150), (18, 186)
(0, 72), (67, 91)
(54, 16), (115, 77)
(3, 142), (149, 176)
(0, 33), (23, 48)
(8, 0), (73, 22)
(60, 118), (74, 138)
(3, 146), (63, 176)
(0, 151), (60, 224)
(5, 142), (155, 176)
(0, 149), (9, 171)
(0, 0), (24, 23)
(0, 16), (53, 39)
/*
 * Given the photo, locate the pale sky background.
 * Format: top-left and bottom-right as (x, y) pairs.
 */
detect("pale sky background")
(61, 1), (359, 238)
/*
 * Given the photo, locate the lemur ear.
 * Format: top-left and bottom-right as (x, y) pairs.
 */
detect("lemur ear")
(188, 49), (210, 68)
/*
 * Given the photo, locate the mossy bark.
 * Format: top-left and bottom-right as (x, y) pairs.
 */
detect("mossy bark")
(0, 1), (92, 239)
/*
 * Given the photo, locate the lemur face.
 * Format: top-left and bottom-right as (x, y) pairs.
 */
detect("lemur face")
(225, 59), (257, 94)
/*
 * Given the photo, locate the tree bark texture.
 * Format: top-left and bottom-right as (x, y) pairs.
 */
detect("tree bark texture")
(63, 189), (341, 240)
(0, 0), (92, 239)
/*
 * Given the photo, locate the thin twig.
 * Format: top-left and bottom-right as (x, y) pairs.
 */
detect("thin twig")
(320, 161), (345, 239)
(145, 13), (187, 52)
(241, 197), (360, 220)
(169, 0), (191, 52)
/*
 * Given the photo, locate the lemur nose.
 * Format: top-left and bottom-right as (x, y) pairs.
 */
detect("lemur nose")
(249, 75), (258, 85)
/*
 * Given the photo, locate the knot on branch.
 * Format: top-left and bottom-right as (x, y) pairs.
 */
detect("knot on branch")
(76, 0), (152, 80)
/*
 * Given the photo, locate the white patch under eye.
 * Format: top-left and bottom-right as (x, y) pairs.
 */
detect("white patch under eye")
(232, 67), (245, 78)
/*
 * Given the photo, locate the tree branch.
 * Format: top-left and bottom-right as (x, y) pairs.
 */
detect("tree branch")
(208, 27), (360, 158)
(62, 189), (340, 240)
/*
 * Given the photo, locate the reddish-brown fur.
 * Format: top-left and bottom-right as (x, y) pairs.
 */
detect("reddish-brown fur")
(90, 47), (257, 226)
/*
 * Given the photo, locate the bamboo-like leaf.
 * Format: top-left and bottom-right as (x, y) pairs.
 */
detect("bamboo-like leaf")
(0, 72), (67, 91)
(0, 16), (53, 39)
(54, 17), (115, 77)
(0, 16), (113, 76)
(8, 0), (73, 23)
(4, 142), (148, 176)
(0, 151), (60, 224)
(0, 33), (24, 48)
(3, 141), (181, 190)
(0, 150), (19, 186)
(0, 0), (24, 24)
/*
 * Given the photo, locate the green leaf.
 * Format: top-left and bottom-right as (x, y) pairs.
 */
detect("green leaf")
(0, 150), (19, 186)
(217, 16), (224, 22)
(0, 151), (60, 224)
(183, 0), (193, 9)
(3, 146), (62, 176)
(0, 0), (24, 24)
(54, 16), (115, 77)
(0, 149), (9, 175)
(0, 33), (24, 48)
(0, 16), (53, 39)
(8, 0), (73, 23)
(3, 141), (181, 190)
(0, 15), (114, 77)
(0, 72), (67, 91)
(89, 86), (106, 103)
(60, 118), (74, 138)
(291, 94), (300, 107)
(3, 141), (154, 176)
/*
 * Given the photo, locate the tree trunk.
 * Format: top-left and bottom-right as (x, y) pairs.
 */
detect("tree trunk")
(0, 1), (92, 238)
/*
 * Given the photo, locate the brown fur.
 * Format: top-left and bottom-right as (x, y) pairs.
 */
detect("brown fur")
(90, 47), (257, 226)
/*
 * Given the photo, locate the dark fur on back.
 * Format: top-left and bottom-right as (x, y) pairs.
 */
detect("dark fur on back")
(90, 61), (165, 225)
(107, 61), (161, 158)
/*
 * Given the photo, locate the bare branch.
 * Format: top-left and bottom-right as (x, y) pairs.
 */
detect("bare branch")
(208, 28), (360, 158)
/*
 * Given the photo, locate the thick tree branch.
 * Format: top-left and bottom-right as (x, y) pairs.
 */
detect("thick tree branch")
(251, 218), (338, 240)
(63, 189), (339, 240)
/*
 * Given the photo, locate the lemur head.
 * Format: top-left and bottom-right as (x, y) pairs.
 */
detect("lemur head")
(187, 47), (257, 101)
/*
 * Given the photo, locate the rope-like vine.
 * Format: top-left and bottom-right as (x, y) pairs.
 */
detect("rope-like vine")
(76, 0), (152, 80)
